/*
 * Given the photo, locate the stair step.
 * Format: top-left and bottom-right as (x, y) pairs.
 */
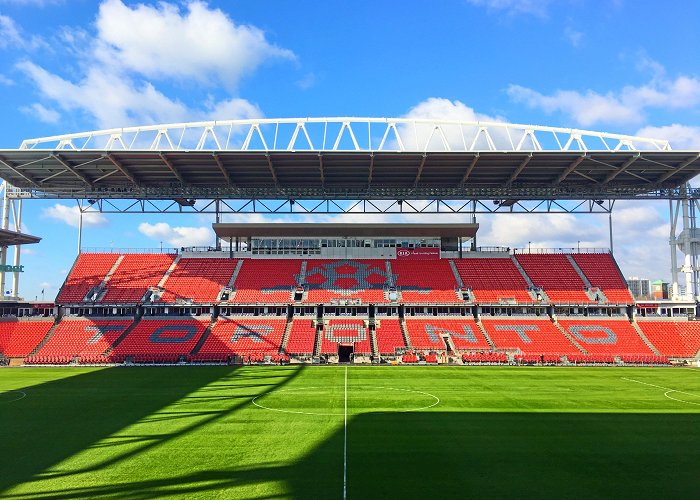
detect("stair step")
(552, 317), (588, 354)
(399, 319), (413, 351)
(631, 319), (662, 356)
(158, 254), (182, 288)
(511, 256), (535, 288)
(448, 259), (465, 288)
(475, 319), (496, 350)
(29, 319), (62, 356)
(85, 255), (124, 301)
(103, 316), (141, 355)
(279, 319), (293, 354)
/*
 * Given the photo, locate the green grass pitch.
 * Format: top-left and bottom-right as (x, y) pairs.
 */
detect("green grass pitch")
(1, 366), (699, 499)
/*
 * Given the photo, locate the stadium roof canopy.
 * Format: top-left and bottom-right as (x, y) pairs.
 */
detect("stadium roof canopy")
(213, 222), (478, 239)
(1, 118), (699, 201)
(0, 228), (41, 246)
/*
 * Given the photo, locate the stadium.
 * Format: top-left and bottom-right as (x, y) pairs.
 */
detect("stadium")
(1, 117), (700, 498)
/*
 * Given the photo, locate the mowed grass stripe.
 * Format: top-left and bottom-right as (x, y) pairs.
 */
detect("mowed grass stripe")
(0, 366), (698, 499)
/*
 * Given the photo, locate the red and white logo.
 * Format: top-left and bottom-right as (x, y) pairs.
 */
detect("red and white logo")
(395, 247), (440, 260)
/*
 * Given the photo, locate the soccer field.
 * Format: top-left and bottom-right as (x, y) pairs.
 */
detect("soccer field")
(1, 366), (699, 499)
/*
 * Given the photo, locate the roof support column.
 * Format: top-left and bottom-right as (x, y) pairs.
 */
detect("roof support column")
(0, 182), (9, 298)
(11, 199), (22, 297)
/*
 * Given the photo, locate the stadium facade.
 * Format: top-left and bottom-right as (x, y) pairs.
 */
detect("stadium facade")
(1, 118), (700, 366)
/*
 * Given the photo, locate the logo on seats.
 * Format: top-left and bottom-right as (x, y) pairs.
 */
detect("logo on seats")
(302, 259), (394, 295)
(397, 249), (410, 257)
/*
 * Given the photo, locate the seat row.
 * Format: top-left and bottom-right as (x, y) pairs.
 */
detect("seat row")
(2, 317), (699, 361)
(56, 253), (634, 306)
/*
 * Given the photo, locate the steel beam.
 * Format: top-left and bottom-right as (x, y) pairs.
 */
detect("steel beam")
(0, 156), (41, 188)
(506, 154), (533, 186)
(552, 155), (586, 185)
(413, 154), (428, 187)
(212, 153), (234, 187)
(602, 153), (640, 184)
(158, 153), (185, 183)
(51, 154), (93, 186)
(459, 154), (479, 186)
(106, 154), (139, 186)
(656, 153), (700, 185)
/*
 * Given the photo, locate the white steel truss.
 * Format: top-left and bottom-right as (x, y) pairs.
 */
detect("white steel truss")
(19, 118), (671, 152)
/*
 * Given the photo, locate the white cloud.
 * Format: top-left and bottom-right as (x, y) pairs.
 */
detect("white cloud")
(563, 26), (583, 47)
(0, 74), (14, 86)
(138, 222), (213, 248)
(20, 102), (60, 123)
(395, 97), (506, 150)
(43, 204), (108, 228)
(0, 14), (44, 50)
(18, 0), (287, 128)
(465, 0), (552, 17)
(636, 124), (700, 150)
(93, 0), (293, 88)
(0, 0), (62, 5)
(508, 71), (700, 127)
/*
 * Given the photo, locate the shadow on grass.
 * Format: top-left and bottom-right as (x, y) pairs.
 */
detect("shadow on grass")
(3, 405), (699, 498)
(0, 365), (305, 495)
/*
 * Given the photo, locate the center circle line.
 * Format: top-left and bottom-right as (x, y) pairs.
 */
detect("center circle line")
(251, 385), (440, 416)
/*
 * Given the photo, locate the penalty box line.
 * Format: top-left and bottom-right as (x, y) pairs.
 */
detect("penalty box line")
(622, 377), (700, 406)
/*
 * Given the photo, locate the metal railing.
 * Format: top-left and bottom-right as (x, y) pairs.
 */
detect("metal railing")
(80, 247), (179, 254)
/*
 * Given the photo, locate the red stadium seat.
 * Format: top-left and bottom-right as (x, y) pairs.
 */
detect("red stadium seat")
(375, 319), (406, 355)
(404, 318), (490, 351)
(393, 259), (460, 303)
(198, 317), (286, 356)
(572, 254), (634, 304)
(101, 254), (176, 303)
(481, 318), (580, 355)
(232, 259), (302, 303)
(636, 320), (700, 357)
(304, 259), (388, 303)
(57, 253), (120, 303)
(515, 254), (592, 304)
(557, 319), (654, 356)
(454, 258), (532, 304)
(160, 258), (238, 303)
(0, 319), (54, 357)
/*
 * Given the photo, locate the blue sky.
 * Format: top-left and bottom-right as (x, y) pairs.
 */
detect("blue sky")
(1, 0), (699, 300)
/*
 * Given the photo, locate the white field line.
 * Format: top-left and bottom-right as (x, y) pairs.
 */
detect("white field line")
(622, 377), (700, 406)
(343, 366), (348, 500)
(0, 390), (27, 404)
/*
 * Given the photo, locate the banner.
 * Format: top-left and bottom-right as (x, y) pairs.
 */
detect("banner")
(395, 247), (440, 260)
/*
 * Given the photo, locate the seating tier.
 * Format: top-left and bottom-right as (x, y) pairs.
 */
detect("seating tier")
(57, 253), (120, 303)
(572, 253), (633, 304)
(232, 259), (302, 303)
(35, 318), (131, 360)
(286, 319), (317, 355)
(481, 318), (580, 355)
(160, 258), (238, 303)
(0, 320), (54, 357)
(393, 259), (460, 303)
(454, 258), (532, 303)
(304, 259), (388, 303)
(320, 319), (371, 355)
(515, 254), (591, 304)
(405, 318), (490, 351)
(636, 321), (700, 357)
(111, 318), (209, 361)
(101, 254), (175, 303)
(557, 319), (654, 356)
(198, 317), (286, 356)
(375, 319), (406, 355)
